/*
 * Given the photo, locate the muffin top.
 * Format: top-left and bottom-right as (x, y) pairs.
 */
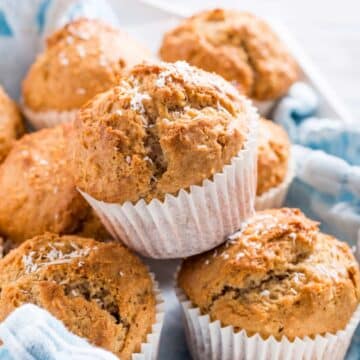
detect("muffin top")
(257, 119), (290, 196)
(73, 61), (253, 204)
(0, 86), (24, 163)
(179, 208), (360, 339)
(0, 123), (109, 243)
(0, 233), (156, 359)
(159, 9), (299, 101)
(22, 18), (151, 112)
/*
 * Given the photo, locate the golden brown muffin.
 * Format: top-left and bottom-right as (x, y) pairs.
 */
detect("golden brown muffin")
(257, 118), (290, 196)
(72, 60), (253, 204)
(179, 208), (360, 340)
(22, 18), (151, 113)
(0, 86), (24, 163)
(160, 9), (299, 101)
(0, 233), (156, 359)
(0, 123), (110, 243)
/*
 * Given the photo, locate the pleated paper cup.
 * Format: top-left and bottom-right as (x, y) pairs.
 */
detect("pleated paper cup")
(175, 285), (360, 360)
(22, 104), (78, 129)
(255, 155), (295, 210)
(134, 272), (165, 360)
(80, 101), (259, 259)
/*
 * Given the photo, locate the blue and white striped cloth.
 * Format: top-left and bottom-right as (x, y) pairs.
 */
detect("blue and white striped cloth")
(0, 304), (117, 360)
(273, 82), (360, 248)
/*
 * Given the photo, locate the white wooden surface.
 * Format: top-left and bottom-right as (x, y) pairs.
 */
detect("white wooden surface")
(133, 0), (360, 120)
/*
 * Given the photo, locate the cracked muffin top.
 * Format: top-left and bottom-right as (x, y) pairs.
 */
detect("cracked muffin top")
(72, 61), (254, 204)
(22, 18), (151, 112)
(178, 208), (360, 339)
(0, 233), (156, 359)
(0, 123), (110, 243)
(0, 86), (24, 163)
(159, 9), (299, 101)
(257, 119), (290, 196)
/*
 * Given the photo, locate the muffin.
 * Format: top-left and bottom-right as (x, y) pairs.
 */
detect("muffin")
(159, 8), (299, 115)
(177, 208), (360, 359)
(72, 61), (258, 258)
(0, 123), (110, 244)
(255, 118), (293, 210)
(0, 86), (24, 163)
(0, 233), (164, 359)
(22, 18), (151, 129)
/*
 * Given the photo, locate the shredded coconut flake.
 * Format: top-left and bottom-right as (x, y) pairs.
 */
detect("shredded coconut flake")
(236, 252), (245, 261)
(227, 230), (242, 242)
(99, 55), (108, 67)
(71, 289), (80, 296)
(59, 52), (69, 66)
(314, 264), (344, 282)
(130, 90), (150, 114)
(290, 288), (298, 295)
(22, 252), (38, 274)
(38, 159), (48, 166)
(22, 245), (91, 274)
(260, 289), (270, 297)
(143, 156), (153, 164)
(76, 87), (86, 95)
(66, 36), (74, 45)
(76, 44), (86, 58)
(154, 61), (239, 99)
(69, 27), (90, 40)
(125, 156), (131, 164)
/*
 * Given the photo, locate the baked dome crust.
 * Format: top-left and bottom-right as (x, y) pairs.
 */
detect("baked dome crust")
(73, 61), (252, 203)
(0, 233), (156, 359)
(160, 9), (299, 101)
(179, 208), (360, 339)
(22, 18), (151, 112)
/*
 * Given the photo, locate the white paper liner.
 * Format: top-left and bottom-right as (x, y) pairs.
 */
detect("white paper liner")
(22, 104), (78, 129)
(133, 271), (165, 360)
(253, 100), (276, 117)
(175, 284), (360, 360)
(80, 99), (259, 259)
(255, 153), (295, 210)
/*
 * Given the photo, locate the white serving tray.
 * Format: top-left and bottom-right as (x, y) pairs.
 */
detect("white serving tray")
(115, 8), (355, 359)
